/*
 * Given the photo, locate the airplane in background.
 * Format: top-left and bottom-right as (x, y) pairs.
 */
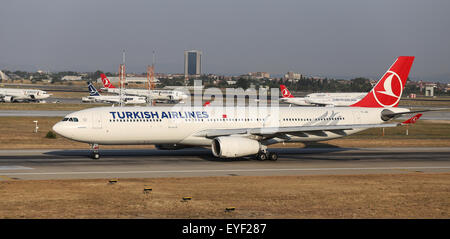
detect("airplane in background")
(81, 82), (146, 104)
(0, 87), (51, 103)
(280, 85), (366, 107)
(100, 74), (189, 103)
(55, 56), (430, 160)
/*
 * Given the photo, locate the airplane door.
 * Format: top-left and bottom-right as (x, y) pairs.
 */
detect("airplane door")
(352, 111), (361, 124)
(261, 112), (279, 135)
(92, 113), (102, 129)
(168, 117), (178, 129)
(263, 113), (278, 128)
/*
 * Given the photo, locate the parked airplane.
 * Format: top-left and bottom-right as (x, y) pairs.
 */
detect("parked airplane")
(55, 56), (425, 160)
(0, 87), (51, 102)
(280, 85), (366, 106)
(81, 82), (146, 104)
(100, 74), (188, 103)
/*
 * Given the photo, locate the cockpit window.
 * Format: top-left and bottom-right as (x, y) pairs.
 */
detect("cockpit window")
(62, 117), (79, 122)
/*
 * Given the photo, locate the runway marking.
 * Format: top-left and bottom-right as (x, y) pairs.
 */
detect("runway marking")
(0, 166), (449, 176)
(0, 166), (33, 170)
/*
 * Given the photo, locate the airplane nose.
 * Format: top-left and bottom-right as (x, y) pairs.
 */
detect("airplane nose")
(52, 122), (68, 137)
(52, 122), (62, 135)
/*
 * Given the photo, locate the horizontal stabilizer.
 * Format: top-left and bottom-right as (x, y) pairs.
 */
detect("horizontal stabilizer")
(401, 113), (423, 125)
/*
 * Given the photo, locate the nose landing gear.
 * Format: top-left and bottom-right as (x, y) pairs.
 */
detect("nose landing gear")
(90, 144), (100, 160)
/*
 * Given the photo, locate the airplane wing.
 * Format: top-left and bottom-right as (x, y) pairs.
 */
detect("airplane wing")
(311, 102), (334, 107)
(382, 108), (444, 117)
(103, 100), (120, 104)
(193, 123), (400, 138)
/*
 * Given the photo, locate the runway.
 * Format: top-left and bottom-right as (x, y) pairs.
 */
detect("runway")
(0, 147), (449, 180)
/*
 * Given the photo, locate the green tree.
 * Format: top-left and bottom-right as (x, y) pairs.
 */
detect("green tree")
(236, 78), (250, 90)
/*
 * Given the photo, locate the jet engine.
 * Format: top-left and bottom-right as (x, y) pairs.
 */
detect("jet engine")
(211, 136), (261, 158)
(4, 96), (13, 102)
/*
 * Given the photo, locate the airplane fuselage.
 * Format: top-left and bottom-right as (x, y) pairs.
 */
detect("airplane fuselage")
(105, 88), (188, 101)
(0, 88), (51, 102)
(53, 106), (406, 146)
(82, 95), (146, 104)
(282, 92), (366, 106)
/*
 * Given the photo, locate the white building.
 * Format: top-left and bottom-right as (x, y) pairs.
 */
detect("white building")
(284, 71), (302, 80)
(62, 75), (83, 81)
(241, 72), (270, 80)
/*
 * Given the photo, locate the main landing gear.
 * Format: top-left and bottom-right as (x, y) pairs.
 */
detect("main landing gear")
(256, 151), (278, 161)
(90, 143), (100, 160)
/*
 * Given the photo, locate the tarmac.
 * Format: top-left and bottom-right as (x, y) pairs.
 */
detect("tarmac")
(0, 147), (449, 180)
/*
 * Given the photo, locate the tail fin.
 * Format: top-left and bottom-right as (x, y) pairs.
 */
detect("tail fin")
(280, 85), (294, 98)
(88, 82), (100, 96)
(100, 73), (116, 88)
(350, 56), (415, 108)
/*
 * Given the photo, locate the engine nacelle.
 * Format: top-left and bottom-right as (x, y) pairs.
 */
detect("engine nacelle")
(211, 137), (261, 158)
(4, 96), (13, 102)
(155, 144), (191, 150)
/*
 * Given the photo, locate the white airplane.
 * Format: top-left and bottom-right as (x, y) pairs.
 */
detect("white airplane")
(81, 82), (146, 104)
(280, 85), (366, 106)
(100, 74), (189, 103)
(54, 56), (426, 160)
(0, 87), (51, 102)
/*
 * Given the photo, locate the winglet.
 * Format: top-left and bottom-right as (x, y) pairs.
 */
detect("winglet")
(401, 113), (423, 125)
(101, 73), (116, 88)
(280, 85), (294, 98)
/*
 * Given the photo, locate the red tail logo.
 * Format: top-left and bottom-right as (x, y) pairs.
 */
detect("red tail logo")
(402, 113), (423, 124)
(100, 74), (116, 89)
(280, 85), (294, 98)
(373, 71), (403, 107)
(351, 56), (414, 108)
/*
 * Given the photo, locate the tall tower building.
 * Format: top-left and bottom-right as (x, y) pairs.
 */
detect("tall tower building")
(184, 50), (202, 76)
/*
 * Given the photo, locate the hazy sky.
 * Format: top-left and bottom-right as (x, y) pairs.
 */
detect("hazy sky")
(1, 0), (450, 82)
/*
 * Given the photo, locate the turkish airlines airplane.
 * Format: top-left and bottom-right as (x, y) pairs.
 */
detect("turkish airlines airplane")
(81, 82), (146, 104)
(100, 74), (189, 103)
(54, 56), (425, 160)
(0, 88), (51, 102)
(280, 85), (366, 106)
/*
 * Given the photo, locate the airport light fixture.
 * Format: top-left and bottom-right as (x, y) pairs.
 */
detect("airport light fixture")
(33, 120), (38, 133)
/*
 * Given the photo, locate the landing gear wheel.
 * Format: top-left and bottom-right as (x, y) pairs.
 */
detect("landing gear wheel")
(91, 152), (100, 160)
(256, 152), (267, 161)
(268, 152), (278, 161)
